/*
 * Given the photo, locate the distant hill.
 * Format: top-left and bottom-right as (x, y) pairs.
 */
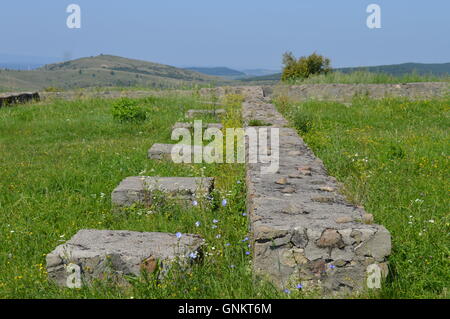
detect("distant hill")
(0, 53), (61, 70)
(0, 54), (227, 91)
(185, 67), (245, 78)
(339, 62), (450, 77)
(241, 62), (450, 83)
(241, 69), (280, 77)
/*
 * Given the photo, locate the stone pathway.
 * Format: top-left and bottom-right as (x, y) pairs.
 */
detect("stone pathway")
(240, 86), (391, 295)
(148, 143), (214, 161)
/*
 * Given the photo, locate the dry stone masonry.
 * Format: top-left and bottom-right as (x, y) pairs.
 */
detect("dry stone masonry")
(0, 92), (40, 107)
(240, 86), (392, 295)
(46, 229), (204, 288)
(111, 176), (214, 207)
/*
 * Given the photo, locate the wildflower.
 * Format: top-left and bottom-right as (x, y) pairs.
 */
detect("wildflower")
(284, 289), (291, 294)
(212, 225), (218, 229)
(237, 180), (241, 184)
(245, 251), (251, 255)
(216, 234), (221, 239)
(242, 237), (249, 242)
(329, 264), (336, 269)
(221, 199), (227, 207)
(428, 219), (435, 223)
(176, 232), (182, 239)
(242, 213), (247, 217)
(225, 243), (231, 247)
(192, 200), (198, 206)
(296, 284), (303, 289)
(230, 265), (236, 268)
(189, 251), (198, 259)
(195, 221), (201, 227)
(213, 219), (219, 224)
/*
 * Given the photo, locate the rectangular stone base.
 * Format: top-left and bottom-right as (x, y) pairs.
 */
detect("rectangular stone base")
(46, 229), (204, 288)
(148, 143), (215, 161)
(111, 176), (214, 207)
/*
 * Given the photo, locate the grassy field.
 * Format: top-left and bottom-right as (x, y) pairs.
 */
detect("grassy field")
(242, 71), (450, 85)
(274, 95), (450, 298)
(0, 93), (290, 299)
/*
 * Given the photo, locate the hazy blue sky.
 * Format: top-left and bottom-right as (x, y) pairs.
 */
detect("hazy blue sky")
(0, 0), (449, 69)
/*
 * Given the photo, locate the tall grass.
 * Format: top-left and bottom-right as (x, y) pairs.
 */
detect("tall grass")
(275, 96), (450, 299)
(285, 71), (450, 84)
(0, 95), (288, 298)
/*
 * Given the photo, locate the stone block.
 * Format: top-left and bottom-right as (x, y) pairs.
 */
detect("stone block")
(46, 229), (204, 288)
(111, 176), (214, 207)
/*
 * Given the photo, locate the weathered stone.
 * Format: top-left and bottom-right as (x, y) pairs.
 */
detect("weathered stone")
(241, 86), (392, 295)
(281, 186), (296, 194)
(0, 92), (40, 107)
(316, 229), (345, 249)
(185, 109), (226, 118)
(46, 229), (204, 288)
(111, 176), (214, 207)
(355, 226), (391, 261)
(148, 143), (213, 161)
(336, 216), (353, 224)
(319, 186), (335, 192)
(275, 177), (288, 185)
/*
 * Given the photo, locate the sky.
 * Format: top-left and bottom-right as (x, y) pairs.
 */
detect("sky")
(0, 0), (449, 70)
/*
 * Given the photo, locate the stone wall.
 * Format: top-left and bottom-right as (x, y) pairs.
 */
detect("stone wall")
(240, 86), (391, 295)
(0, 92), (40, 108)
(265, 82), (449, 102)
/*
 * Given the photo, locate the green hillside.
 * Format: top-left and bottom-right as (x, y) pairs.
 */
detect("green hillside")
(0, 54), (228, 92)
(185, 67), (245, 78)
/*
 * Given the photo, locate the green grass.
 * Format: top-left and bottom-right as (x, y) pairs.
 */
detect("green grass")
(274, 96), (450, 298)
(243, 71), (450, 84)
(0, 94), (292, 298)
(287, 71), (450, 84)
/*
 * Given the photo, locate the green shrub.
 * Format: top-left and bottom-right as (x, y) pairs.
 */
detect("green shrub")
(292, 111), (313, 134)
(111, 98), (147, 122)
(281, 52), (332, 82)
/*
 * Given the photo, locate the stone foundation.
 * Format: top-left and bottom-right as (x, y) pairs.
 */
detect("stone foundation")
(46, 229), (204, 288)
(0, 92), (40, 107)
(111, 176), (214, 207)
(241, 86), (392, 295)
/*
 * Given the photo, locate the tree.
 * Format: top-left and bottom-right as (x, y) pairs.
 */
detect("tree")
(281, 52), (332, 82)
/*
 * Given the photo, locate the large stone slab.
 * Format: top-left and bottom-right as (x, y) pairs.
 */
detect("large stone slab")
(148, 143), (214, 161)
(111, 176), (214, 207)
(241, 86), (391, 296)
(185, 109), (226, 118)
(172, 122), (223, 130)
(46, 229), (204, 288)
